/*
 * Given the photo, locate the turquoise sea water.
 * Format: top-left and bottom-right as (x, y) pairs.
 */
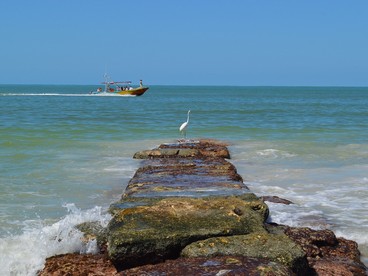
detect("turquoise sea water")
(1, 85), (368, 274)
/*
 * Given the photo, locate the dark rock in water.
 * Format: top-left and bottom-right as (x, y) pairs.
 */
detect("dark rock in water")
(119, 256), (294, 276)
(38, 253), (117, 276)
(107, 194), (269, 269)
(261, 195), (294, 205)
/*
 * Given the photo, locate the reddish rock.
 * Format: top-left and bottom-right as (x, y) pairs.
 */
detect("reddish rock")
(312, 259), (364, 276)
(38, 254), (117, 276)
(283, 226), (367, 275)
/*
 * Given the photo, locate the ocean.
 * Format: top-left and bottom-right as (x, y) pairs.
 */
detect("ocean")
(1, 85), (367, 275)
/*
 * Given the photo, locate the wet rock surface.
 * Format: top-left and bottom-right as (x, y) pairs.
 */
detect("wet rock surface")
(127, 140), (246, 198)
(40, 139), (367, 275)
(120, 256), (294, 276)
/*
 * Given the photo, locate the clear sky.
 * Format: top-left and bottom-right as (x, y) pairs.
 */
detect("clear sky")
(1, 0), (367, 86)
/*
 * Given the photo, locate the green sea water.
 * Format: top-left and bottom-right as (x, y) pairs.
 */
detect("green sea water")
(1, 85), (368, 274)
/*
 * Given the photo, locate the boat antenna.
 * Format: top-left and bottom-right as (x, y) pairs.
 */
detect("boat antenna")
(104, 64), (109, 81)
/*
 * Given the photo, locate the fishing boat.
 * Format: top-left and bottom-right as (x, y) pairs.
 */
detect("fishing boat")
(91, 74), (149, 96)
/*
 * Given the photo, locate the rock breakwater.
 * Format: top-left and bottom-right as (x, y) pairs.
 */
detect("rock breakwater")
(39, 139), (367, 275)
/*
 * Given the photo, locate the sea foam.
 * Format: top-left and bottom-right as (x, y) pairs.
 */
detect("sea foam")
(0, 204), (111, 276)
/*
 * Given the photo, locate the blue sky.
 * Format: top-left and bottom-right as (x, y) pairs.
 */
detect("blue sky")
(0, 1), (367, 86)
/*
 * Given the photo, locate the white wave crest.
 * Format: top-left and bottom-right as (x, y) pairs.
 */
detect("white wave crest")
(0, 204), (111, 276)
(256, 149), (296, 159)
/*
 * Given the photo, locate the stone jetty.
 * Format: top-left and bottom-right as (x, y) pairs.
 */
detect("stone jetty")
(39, 139), (367, 275)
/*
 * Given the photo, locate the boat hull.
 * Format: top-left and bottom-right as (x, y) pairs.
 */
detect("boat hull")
(92, 87), (149, 96)
(115, 87), (149, 96)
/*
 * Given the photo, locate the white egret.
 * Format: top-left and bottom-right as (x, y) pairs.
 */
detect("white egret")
(179, 110), (191, 139)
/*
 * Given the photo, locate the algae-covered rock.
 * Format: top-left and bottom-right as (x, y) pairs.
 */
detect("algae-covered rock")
(107, 194), (268, 269)
(181, 232), (309, 274)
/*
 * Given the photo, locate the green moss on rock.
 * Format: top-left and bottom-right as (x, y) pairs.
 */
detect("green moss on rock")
(107, 194), (268, 268)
